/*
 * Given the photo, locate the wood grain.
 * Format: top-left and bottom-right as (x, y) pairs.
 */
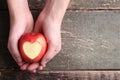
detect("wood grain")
(0, 0), (120, 79)
(1, 0), (120, 10)
(0, 70), (120, 80)
(0, 10), (120, 70)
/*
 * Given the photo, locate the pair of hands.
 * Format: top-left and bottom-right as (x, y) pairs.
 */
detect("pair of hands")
(7, 9), (61, 72)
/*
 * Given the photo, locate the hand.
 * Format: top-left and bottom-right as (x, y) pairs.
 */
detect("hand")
(23, 11), (61, 72)
(25, 0), (70, 72)
(7, 0), (41, 73)
(34, 11), (62, 70)
(7, 0), (70, 73)
(7, 9), (34, 70)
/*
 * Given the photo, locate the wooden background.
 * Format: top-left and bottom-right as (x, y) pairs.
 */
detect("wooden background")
(0, 0), (120, 80)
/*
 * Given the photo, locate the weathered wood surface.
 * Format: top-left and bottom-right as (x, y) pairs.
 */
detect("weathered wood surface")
(0, 10), (120, 70)
(0, 0), (120, 79)
(1, 71), (120, 80)
(28, 0), (120, 10)
(1, 0), (120, 10)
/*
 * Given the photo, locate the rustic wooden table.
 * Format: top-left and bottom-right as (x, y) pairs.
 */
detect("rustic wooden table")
(0, 0), (120, 80)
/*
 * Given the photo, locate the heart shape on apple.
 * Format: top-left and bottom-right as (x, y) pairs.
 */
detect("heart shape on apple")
(19, 33), (47, 63)
(23, 42), (42, 59)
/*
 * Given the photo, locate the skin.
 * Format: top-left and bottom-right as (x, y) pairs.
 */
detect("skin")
(7, 0), (70, 73)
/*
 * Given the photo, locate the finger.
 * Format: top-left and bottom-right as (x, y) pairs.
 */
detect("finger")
(38, 66), (43, 70)
(20, 63), (29, 70)
(40, 43), (61, 67)
(27, 63), (39, 72)
(8, 49), (24, 66)
(8, 41), (24, 66)
(8, 45), (24, 66)
(33, 19), (42, 33)
(31, 69), (37, 73)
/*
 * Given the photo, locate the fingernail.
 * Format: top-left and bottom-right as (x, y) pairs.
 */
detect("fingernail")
(39, 66), (43, 70)
(43, 64), (46, 68)
(32, 70), (36, 73)
(18, 63), (23, 66)
(41, 62), (46, 68)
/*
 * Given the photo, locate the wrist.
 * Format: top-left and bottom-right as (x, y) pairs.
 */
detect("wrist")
(7, 0), (30, 20)
(42, 0), (70, 23)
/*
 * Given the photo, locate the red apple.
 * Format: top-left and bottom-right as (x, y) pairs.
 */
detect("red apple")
(19, 32), (47, 63)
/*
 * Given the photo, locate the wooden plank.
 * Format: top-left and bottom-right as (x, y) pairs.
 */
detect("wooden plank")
(69, 0), (120, 9)
(46, 10), (120, 70)
(0, 70), (120, 80)
(59, 10), (120, 70)
(28, 0), (120, 10)
(0, 10), (120, 70)
(0, 11), (18, 69)
(0, 0), (7, 10)
(1, 0), (120, 10)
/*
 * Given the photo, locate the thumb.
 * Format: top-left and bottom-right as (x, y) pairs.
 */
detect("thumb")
(33, 20), (42, 33)
(40, 43), (61, 68)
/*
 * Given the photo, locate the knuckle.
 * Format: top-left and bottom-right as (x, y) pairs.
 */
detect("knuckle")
(7, 38), (17, 50)
(7, 43), (10, 50)
(7, 39), (12, 48)
(7, 42), (12, 52)
(55, 48), (61, 53)
(54, 46), (61, 53)
(51, 42), (61, 53)
(7, 41), (13, 51)
(44, 56), (52, 62)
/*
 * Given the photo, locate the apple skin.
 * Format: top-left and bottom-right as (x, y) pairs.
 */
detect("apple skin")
(19, 32), (47, 63)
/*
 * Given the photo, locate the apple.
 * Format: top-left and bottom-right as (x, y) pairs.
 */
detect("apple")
(19, 32), (47, 63)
